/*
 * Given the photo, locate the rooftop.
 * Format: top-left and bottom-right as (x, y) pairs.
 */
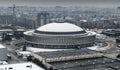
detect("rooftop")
(35, 49), (98, 59)
(36, 22), (83, 32)
(49, 57), (120, 70)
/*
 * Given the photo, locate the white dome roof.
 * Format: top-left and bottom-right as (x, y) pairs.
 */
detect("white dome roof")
(36, 22), (83, 32)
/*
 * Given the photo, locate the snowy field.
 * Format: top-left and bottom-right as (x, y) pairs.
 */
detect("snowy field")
(0, 62), (44, 70)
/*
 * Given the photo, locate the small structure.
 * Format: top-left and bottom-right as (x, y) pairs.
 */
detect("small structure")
(102, 29), (120, 37)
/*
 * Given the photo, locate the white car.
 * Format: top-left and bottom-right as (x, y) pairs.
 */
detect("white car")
(17, 51), (31, 59)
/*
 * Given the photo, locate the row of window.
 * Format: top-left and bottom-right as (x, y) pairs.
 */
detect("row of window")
(25, 35), (95, 45)
(25, 42), (94, 49)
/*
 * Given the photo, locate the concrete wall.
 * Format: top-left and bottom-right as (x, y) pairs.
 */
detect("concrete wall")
(25, 34), (95, 45)
(32, 53), (103, 63)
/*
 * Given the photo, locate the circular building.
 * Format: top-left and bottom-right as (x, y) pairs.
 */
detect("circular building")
(24, 22), (96, 49)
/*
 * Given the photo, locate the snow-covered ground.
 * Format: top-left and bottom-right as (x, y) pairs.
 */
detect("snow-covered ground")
(0, 62), (44, 70)
(88, 43), (110, 51)
(88, 46), (106, 51)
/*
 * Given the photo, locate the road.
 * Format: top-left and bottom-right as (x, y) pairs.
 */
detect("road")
(2, 40), (27, 64)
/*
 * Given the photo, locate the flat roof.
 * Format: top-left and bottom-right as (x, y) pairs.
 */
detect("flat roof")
(0, 62), (44, 70)
(36, 49), (97, 58)
(0, 29), (13, 32)
(49, 57), (120, 70)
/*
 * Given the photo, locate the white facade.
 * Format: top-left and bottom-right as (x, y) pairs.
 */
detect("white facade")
(36, 22), (83, 32)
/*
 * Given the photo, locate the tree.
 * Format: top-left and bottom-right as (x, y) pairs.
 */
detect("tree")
(117, 54), (120, 58)
(23, 45), (26, 51)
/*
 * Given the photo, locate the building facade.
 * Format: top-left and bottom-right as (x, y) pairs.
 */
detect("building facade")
(37, 12), (50, 27)
(24, 22), (96, 49)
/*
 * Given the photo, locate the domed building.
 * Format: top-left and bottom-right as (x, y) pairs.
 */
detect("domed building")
(24, 22), (96, 49)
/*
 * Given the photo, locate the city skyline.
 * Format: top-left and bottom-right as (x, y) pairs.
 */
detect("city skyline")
(0, 0), (120, 8)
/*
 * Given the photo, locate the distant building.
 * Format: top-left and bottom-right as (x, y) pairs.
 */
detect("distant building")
(0, 15), (13, 25)
(102, 29), (120, 37)
(37, 12), (50, 27)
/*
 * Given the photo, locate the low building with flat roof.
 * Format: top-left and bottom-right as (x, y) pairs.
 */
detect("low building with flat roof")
(49, 57), (120, 70)
(31, 49), (103, 63)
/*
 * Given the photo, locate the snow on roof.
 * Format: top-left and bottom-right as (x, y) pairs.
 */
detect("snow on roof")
(24, 30), (34, 35)
(36, 22), (83, 32)
(0, 29), (12, 32)
(87, 45), (110, 51)
(0, 44), (6, 48)
(19, 51), (31, 55)
(16, 29), (25, 31)
(0, 62), (44, 70)
(27, 47), (70, 53)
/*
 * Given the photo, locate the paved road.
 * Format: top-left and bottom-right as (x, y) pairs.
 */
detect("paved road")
(2, 40), (27, 64)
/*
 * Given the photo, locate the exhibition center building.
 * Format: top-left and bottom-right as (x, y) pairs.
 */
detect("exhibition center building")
(24, 22), (96, 49)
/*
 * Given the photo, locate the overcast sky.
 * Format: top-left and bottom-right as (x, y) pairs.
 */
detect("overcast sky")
(0, 0), (120, 8)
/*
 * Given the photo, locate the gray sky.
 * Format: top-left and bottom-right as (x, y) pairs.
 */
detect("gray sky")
(0, 0), (120, 8)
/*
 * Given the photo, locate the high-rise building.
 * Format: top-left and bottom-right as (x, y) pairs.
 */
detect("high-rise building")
(0, 15), (13, 25)
(37, 12), (50, 27)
